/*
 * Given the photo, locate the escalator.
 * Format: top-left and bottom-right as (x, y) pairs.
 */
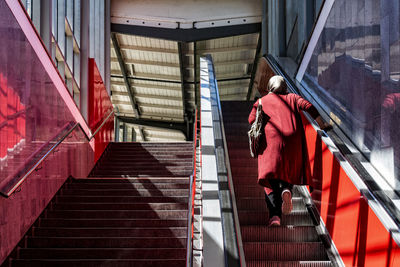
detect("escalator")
(4, 142), (193, 267)
(221, 101), (336, 267)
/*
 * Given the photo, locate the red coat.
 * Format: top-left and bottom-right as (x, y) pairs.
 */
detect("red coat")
(248, 93), (319, 192)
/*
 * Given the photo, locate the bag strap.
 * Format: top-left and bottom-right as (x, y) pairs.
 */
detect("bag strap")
(258, 98), (262, 105)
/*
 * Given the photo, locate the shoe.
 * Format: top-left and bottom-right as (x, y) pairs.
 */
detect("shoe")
(281, 189), (293, 215)
(268, 215), (281, 227)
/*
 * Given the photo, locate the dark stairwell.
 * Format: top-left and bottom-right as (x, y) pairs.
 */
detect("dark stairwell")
(4, 142), (193, 267)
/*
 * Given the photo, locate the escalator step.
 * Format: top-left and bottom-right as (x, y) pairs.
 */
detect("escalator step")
(246, 261), (333, 267)
(243, 242), (328, 261)
(241, 225), (319, 242)
(11, 259), (186, 267)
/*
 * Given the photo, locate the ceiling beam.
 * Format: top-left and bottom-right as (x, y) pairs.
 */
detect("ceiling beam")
(112, 91), (182, 101)
(198, 45), (257, 54)
(111, 81), (181, 91)
(194, 41), (198, 108)
(145, 133), (185, 140)
(111, 70), (182, 82)
(118, 44), (179, 54)
(111, 57), (253, 68)
(116, 44), (257, 55)
(217, 76), (251, 82)
(117, 109), (183, 119)
(111, 57), (181, 68)
(139, 103), (183, 111)
(138, 126), (146, 141)
(218, 83), (250, 90)
(215, 72), (250, 80)
(118, 116), (187, 136)
(111, 74), (184, 84)
(177, 42), (187, 117)
(247, 34), (262, 100)
(214, 58), (254, 66)
(113, 100), (184, 110)
(111, 33), (140, 117)
(111, 23), (261, 42)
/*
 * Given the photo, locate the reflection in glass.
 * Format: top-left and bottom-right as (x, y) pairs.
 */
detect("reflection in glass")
(0, 1), (90, 190)
(301, 0), (400, 186)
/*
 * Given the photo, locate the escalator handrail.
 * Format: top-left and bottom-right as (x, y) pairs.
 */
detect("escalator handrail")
(208, 56), (245, 267)
(1, 109), (115, 197)
(186, 108), (199, 267)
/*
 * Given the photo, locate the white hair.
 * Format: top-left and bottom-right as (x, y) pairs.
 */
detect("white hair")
(267, 75), (288, 94)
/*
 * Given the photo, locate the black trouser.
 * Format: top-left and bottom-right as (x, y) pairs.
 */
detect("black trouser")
(264, 179), (293, 218)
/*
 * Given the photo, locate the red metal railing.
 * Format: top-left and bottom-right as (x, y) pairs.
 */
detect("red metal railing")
(186, 109), (199, 266)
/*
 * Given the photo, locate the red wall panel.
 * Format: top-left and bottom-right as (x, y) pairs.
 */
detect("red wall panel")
(302, 114), (400, 266)
(88, 59), (114, 162)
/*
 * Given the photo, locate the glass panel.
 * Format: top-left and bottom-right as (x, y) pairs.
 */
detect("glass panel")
(283, 0), (324, 63)
(0, 2), (95, 261)
(0, 0), (91, 190)
(74, 0), (81, 47)
(301, 0), (400, 186)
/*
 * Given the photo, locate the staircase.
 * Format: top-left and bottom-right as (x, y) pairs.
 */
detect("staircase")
(221, 101), (334, 267)
(7, 142), (193, 267)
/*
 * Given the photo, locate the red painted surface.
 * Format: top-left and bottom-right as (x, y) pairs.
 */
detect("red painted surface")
(0, 74), (26, 159)
(302, 114), (400, 266)
(88, 59), (114, 162)
(0, 1), (95, 264)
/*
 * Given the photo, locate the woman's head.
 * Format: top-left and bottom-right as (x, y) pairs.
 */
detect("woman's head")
(267, 75), (288, 94)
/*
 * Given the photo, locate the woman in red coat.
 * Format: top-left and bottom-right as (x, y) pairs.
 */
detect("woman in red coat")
(248, 75), (329, 226)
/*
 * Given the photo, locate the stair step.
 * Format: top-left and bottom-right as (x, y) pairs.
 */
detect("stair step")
(243, 242), (328, 261)
(103, 154), (192, 159)
(241, 225), (319, 242)
(46, 210), (188, 219)
(109, 143), (192, 147)
(56, 195), (189, 203)
(238, 210), (313, 226)
(11, 259), (186, 267)
(27, 236), (187, 248)
(96, 162), (192, 167)
(32, 227), (187, 237)
(38, 218), (188, 228)
(245, 261), (333, 267)
(93, 167), (193, 173)
(66, 182), (189, 190)
(90, 171), (192, 177)
(52, 202), (188, 210)
(73, 177), (190, 183)
(107, 151), (193, 157)
(60, 189), (189, 196)
(18, 247), (185, 259)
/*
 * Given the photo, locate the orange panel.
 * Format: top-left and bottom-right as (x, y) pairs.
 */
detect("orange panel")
(301, 113), (400, 266)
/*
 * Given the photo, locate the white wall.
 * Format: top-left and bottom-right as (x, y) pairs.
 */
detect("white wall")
(111, 0), (262, 28)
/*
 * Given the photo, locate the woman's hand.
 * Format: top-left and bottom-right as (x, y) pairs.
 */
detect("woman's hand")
(315, 116), (332, 131)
